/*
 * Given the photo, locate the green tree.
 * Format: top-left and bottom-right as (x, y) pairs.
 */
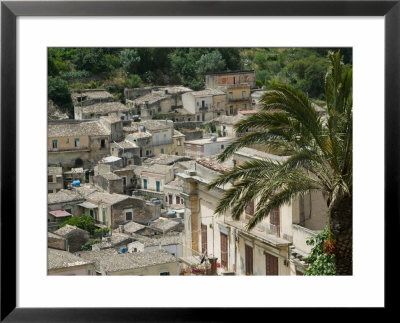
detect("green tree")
(48, 76), (74, 116)
(208, 51), (352, 275)
(120, 49), (141, 74)
(129, 74), (142, 88)
(196, 50), (226, 74)
(60, 213), (95, 233)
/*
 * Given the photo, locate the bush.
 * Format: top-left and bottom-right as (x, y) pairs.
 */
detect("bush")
(304, 227), (336, 275)
(60, 213), (95, 234)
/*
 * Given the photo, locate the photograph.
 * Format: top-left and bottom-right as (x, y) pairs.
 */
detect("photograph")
(47, 47), (353, 277)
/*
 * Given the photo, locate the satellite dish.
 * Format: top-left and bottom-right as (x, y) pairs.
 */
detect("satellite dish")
(200, 250), (207, 264)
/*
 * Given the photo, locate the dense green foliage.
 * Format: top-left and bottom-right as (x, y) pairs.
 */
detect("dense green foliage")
(48, 47), (351, 106)
(60, 214), (95, 233)
(48, 76), (74, 116)
(304, 227), (336, 275)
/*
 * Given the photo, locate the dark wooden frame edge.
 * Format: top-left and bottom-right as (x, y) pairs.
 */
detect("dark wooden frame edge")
(1, 1), (397, 321)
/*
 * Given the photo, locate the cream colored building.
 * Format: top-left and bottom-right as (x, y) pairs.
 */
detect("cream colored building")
(177, 147), (328, 275)
(48, 120), (111, 168)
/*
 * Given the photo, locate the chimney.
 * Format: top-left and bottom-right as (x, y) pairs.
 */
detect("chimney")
(165, 90), (168, 94)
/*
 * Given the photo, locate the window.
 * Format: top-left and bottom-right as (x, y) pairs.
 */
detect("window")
(161, 148), (164, 154)
(245, 200), (254, 217)
(243, 104), (247, 110)
(245, 244), (253, 275)
(165, 196), (168, 202)
(265, 253), (278, 275)
(48, 190), (53, 194)
(168, 194), (172, 205)
(186, 144), (191, 157)
(52, 140), (58, 150)
(233, 76), (236, 84)
(66, 138), (69, 144)
(221, 145), (224, 149)
(143, 179), (147, 190)
(270, 208), (280, 237)
(48, 175), (54, 183)
(197, 115), (200, 121)
(101, 139), (105, 149)
(230, 106), (233, 115)
(156, 181), (161, 192)
(125, 209), (133, 221)
(201, 224), (207, 255)
(102, 208), (106, 224)
(122, 176), (127, 186)
(176, 196), (180, 204)
(229, 92), (233, 100)
(220, 233), (228, 269)
(74, 138), (80, 148)
(242, 91), (246, 99)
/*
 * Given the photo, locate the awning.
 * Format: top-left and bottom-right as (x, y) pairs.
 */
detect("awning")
(48, 210), (72, 218)
(78, 202), (98, 209)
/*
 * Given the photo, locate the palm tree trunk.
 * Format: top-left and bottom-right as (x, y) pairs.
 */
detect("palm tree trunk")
(330, 194), (352, 275)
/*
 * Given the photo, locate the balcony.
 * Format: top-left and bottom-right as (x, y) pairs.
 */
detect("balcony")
(48, 147), (90, 153)
(292, 224), (320, 255)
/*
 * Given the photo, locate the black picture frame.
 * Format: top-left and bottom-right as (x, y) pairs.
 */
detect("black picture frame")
(1, 0), (397, 321)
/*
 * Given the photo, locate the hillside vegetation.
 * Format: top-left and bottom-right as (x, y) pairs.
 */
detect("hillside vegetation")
(48, 47), (352, 116)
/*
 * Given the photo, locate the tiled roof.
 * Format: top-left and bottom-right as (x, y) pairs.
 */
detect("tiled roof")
(48, 248), (94, 270)
(189, 89), (226, 97)
(91, 233), (132, 250)
(130, 92), (170, 105)
(149, 217), (180, 233)
(100, 172), (122, 181)
(138, 120), (173, 131)
(131, 232), (182, 247)
(123, 221), (146, 234)
(142, 154), (189, 166)
(81, 102), (129, 114)
(48, 120), (110, 137)
(71, 90), (113, 100)
(48, 210), (72, 218)
(54, 225), (89, 237)
(112, 140), (138, 149)
(77, 249), (176, 273)
(85, 191), (130, 206)
(48, 189), (84, 204)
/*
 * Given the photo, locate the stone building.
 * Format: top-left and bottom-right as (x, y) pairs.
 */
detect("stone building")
(48, 166), (63, 193)
(182, 89), (227, 122)
(125, 86), (192, 120)
(92, 172), (124, 194)
(184, 136), (234, 159)
(71, 89), (114, 107)
(74, 101), (130, 120)
(75, 186), (159, 229)
(205, 70), (256, 90)
(54, 225), (90, 253)
(48, 120), (111, 169)
(48, 248), (95, 275)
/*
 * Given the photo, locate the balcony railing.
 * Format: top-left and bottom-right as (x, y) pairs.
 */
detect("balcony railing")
(49, 147), (90, 152)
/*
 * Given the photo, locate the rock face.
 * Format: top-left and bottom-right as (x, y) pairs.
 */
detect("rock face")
(48, 100), (69, 120)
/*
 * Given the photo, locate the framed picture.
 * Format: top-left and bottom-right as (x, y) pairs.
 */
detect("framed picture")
(1, 0), (396, 320)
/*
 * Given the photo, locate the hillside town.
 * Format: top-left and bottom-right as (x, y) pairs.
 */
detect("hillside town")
(48, 67), (334, 276)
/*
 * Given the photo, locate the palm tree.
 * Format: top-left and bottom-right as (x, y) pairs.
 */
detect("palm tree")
(208, 51), (352, 275)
